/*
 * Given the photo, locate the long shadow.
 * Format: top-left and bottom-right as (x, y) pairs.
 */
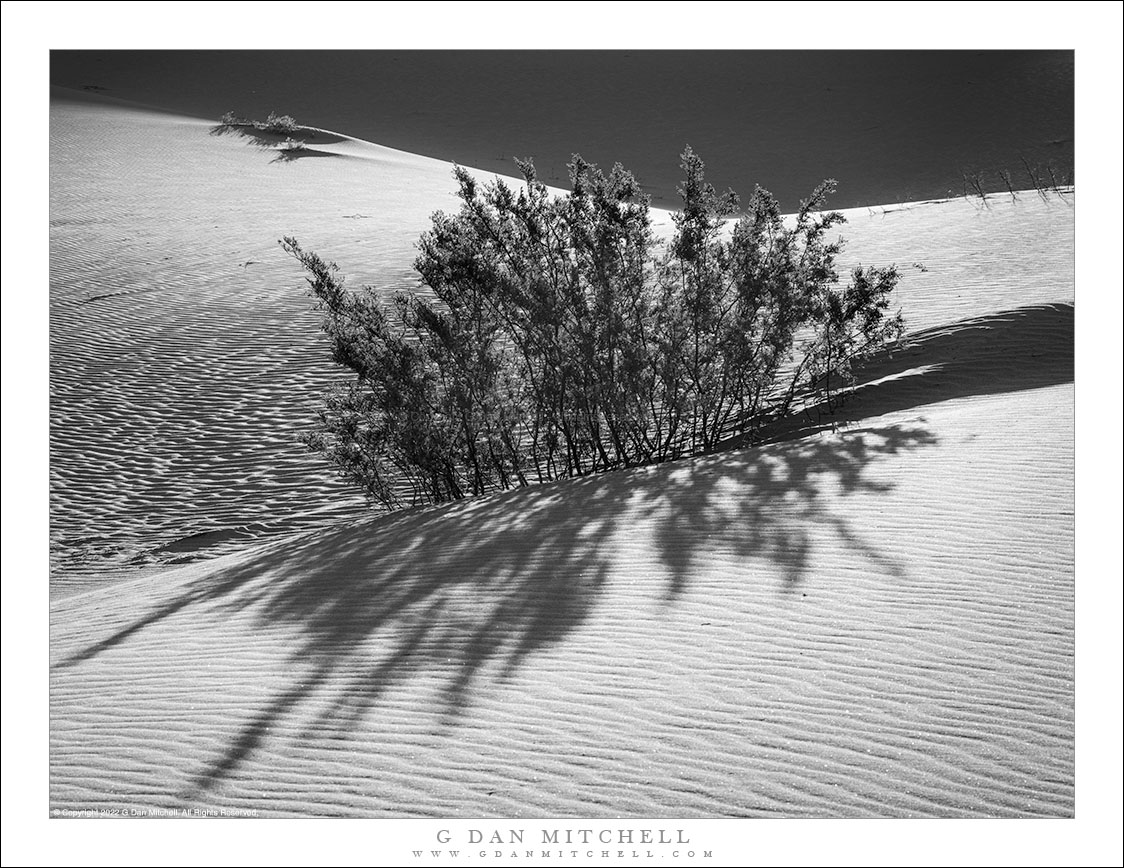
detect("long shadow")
(269, 146), (339, 164)
(55, 421), (938, 795)
(850, 302), (1072, 404)
(209, 122), (347, 147)
(644, 425), (938, 599)
(56, 302), (1069, 668)
(57, 304), (1072, 793)
(209, 121), (347, 163)
(55, 303), (1073, 794)
(749, 302), (1073, 446)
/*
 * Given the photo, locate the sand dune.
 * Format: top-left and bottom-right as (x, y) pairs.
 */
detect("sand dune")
(50, 50), (1075, 211)
(48, 88), (1073, 817)
(50, 87), (549, 590)
(50, 385), (1073, 817)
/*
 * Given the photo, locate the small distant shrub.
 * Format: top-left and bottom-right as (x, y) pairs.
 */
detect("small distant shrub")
(216, 111), (303, 134)
(215, 111), (310, 159)
(272, 137), (311, 163)
(218, 110), (246, 127)
(997, 168), (1019, 201)
(256, 112), (301, 134)
(284, 148), (904, 508)
(962, 169), (989, 206)
(961, 159), (1074, 204)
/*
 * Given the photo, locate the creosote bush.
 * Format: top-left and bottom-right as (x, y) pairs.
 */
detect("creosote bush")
(283, 148), (904, 508)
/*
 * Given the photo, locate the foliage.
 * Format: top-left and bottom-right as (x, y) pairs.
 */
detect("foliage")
(257, 111), (301, 134)
(283, 149), (904, 508)
(217, 110), (302, 134)
(218, 110), (247, 127)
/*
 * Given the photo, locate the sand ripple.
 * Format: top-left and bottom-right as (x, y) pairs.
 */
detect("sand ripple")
(49, 93), (472, 590)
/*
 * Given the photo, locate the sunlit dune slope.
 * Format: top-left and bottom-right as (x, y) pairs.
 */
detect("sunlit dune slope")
(50, 87), (552, 589)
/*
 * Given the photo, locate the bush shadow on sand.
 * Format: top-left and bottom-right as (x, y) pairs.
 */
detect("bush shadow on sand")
(209, 121), (346, 163)
(749, 302), (1073, 445)
(52, 302), (1072, 795)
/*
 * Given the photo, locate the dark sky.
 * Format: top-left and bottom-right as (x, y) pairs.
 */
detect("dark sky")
(51, 50), (1073, 211)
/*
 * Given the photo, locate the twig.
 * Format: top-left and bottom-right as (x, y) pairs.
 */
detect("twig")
(962, 170), (989, 208)
(997, 168), (1019, 201)
(1020, 157), (1049, 202)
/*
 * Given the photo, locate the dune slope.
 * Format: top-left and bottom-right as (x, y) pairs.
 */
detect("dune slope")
(50, 383), (1073, 817)
(50, 88), (512, 590)
(49, 90), (1073, 817)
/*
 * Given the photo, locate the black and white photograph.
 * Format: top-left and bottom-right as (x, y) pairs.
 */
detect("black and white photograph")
(3, 3), (1121, 865)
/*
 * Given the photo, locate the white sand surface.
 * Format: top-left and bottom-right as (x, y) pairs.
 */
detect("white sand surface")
(50, 87), (554, 589)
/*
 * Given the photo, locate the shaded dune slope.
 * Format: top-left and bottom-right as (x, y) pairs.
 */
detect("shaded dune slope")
(50, 50), (1074, 211)
(50, 91), (1073, 817)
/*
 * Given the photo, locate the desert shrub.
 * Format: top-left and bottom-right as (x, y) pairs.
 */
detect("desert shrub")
(283, 148), (904, 508)
(216, 111), (302, 134)
(272, 137), (311, 163)
(256, 111), (301, 134)
(218, 110), (247, 127)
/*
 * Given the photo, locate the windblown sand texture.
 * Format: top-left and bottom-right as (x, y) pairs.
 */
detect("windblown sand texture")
(50, 88), (1074, 817)
(50, 88), (489, 588)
